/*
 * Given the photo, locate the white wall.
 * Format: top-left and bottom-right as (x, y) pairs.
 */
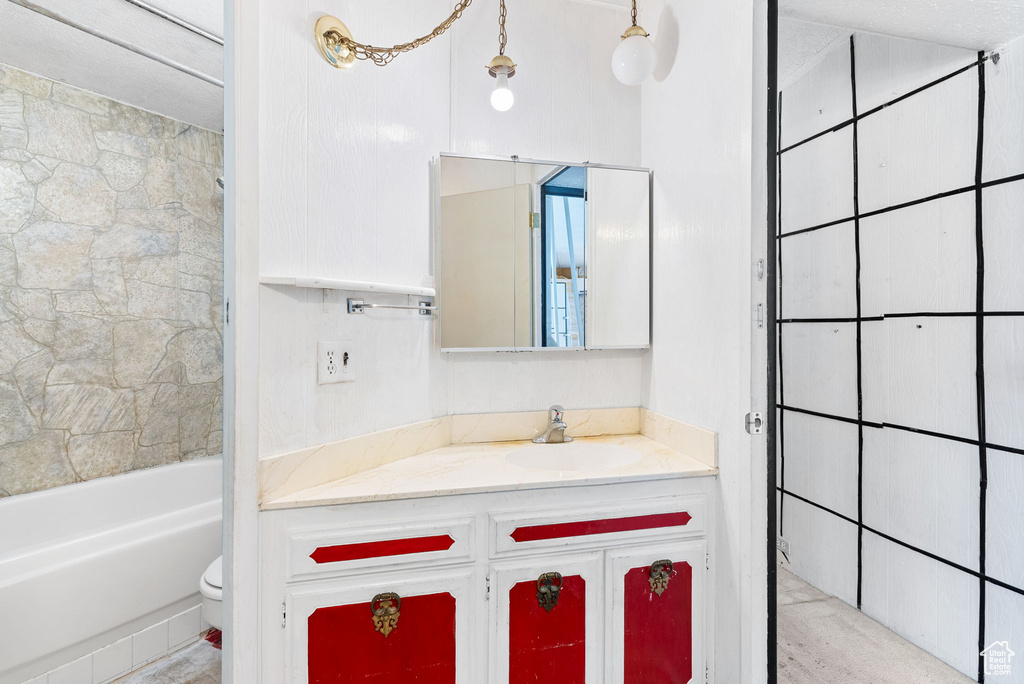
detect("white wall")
(256, 0), (643, 458)
(778, 30), (1024, 681)
(640, 0), (764, 681)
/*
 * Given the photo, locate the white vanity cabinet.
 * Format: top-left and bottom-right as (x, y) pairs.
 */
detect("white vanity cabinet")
(259, 477), (715, 684)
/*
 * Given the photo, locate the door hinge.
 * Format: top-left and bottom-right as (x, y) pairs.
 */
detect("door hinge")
(485, 574), (491, 601)
(706, 663), (710, 683)
(282, 599), (287, 629)
(745, 411), (763, 435)
(757, 258), (765, 280)
(225, 299), (230, 325)
(706, 552), (710, 571)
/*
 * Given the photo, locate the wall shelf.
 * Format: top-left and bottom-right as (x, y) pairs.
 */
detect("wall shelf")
(260, 276), (436, 298)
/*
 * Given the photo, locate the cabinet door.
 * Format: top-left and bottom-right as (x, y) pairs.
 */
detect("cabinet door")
(606, 540), (707, 684)
(285, 567), (478, 683)
(490, 553), (603, 683)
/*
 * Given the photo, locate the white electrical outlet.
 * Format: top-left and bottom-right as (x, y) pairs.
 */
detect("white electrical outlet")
(318, 341), (355, 384)
(776, 536), (791, 556)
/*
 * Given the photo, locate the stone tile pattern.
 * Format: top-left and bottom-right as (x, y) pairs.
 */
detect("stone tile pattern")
(0, 63), (223, 497)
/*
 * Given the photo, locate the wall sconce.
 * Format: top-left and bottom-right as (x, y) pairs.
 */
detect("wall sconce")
(612, 0), (656, 85)
(486, 0), (516, 111)
(314, 2), (473, 69)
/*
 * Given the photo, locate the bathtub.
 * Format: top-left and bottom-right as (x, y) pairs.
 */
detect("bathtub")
(0, 458), (222, 684)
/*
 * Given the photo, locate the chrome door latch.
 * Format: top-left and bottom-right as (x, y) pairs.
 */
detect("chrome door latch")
(745, 412), (763, 435)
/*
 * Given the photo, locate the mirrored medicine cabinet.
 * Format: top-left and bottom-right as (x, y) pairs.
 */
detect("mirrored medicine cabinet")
(437, 154), (651, 352)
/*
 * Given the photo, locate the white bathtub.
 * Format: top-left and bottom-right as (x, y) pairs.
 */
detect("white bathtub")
(0, 458), (222, 684)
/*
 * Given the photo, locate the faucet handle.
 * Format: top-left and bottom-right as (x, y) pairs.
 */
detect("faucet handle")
(549, 405), (565, 422)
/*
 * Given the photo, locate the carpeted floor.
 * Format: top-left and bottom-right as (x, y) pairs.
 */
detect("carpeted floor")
(113, 637), (220, 684)
(778, 567), (975, 684)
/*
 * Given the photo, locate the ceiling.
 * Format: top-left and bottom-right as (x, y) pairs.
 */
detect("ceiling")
(0, 0), (223, 131)
(144, 0), (223, 38)
(780, 0), (1024, 51)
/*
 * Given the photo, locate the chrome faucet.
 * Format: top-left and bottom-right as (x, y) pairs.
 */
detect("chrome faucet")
(533, 405), (573, 444)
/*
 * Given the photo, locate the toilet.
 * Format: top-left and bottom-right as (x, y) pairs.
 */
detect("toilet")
(199, 556), (223, 630)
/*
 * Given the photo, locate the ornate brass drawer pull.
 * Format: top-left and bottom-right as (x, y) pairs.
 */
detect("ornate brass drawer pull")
(649, 559), (674, 596)
(536, 572), (563, 613)
(370, 592), (402, 638)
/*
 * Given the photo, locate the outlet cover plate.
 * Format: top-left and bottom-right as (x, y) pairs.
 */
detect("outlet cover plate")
(776, 536), (791, 556)
(318, 340), (355, 384)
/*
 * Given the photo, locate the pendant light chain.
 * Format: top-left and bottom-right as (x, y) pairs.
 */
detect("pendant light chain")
(498, 0), (508, 55)
(631, 0), (638, 27)
(325, 0), (473, 67)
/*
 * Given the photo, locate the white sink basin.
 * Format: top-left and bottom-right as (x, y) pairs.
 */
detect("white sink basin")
(505, 442), (643, 472)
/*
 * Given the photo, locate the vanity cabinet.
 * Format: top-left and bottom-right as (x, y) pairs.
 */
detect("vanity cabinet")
(260, 479), (714, 684)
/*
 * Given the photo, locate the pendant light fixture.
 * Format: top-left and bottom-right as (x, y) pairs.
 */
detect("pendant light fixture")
(612, 0), (656, 86)
(486, 0), (516, 111)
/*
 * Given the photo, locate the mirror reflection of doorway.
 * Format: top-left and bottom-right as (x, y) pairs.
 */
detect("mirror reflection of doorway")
(540, 166), (587, 348)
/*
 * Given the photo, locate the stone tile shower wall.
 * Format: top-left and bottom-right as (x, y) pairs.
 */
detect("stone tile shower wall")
(0, 64), (223, 496)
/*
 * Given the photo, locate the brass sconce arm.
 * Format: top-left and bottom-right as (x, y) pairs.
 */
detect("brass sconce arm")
(315, 1), (474, 69)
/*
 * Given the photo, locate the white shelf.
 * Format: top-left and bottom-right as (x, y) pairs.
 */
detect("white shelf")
(260, 276), (436, 298)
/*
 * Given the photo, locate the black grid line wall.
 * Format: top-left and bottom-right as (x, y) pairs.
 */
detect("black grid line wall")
(777, 31), (1024, 683)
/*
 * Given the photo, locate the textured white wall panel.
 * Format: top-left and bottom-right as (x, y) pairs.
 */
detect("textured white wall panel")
(886, 317), (977, 440)
(446, 351), (642, 415)
(781, 322), (859, 418)
(853, 32), (977, 114)
(449, 0), (640, 166)
(861, 533), (980, 679)
(780, 129), (855, 231)
(987, 450), (1024, 590)
(985, 317), (1024, 450)
(863, 430), (980, 572)
(784, 496), (859, 605)
(780, 223), (857, 319)
(984, 35), (1024, 182)
(859, 193), (976, 318)
(857, 69), (977, 213)
(985, 584), (1024, 684)
(782, 412), (859, 520)
(780, 37), (852, 147)
(984, 182), (1024, 312)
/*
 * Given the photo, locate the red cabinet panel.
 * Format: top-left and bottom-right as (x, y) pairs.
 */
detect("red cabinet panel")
(508, 575), (587, 683)
(510, 512), (692, 543)
(308, 592), (457, 683)
(623, 562), (692, 683)
(310, 535), (456, 564)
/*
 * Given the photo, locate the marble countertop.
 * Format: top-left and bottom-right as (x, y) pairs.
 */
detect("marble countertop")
(261, 433), (718, 510)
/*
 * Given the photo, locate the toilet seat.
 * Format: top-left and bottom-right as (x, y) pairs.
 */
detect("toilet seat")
(199, 556), (223, 629)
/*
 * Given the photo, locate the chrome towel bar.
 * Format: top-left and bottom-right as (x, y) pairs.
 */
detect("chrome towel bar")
(347, 298), (437, 316)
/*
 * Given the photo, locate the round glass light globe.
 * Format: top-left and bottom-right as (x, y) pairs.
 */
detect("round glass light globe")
(491, 73), (515, 111)
(612, 34), (657, 86)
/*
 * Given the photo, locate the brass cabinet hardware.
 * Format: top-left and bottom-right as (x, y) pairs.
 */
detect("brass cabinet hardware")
(536, 572), (563, 613)
(649, 559), (674, 596)
(370, 592), (402, 638)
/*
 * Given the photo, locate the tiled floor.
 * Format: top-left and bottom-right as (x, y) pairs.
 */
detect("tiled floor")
(777, 566), (975, 683)
(113, 639), (220, 684)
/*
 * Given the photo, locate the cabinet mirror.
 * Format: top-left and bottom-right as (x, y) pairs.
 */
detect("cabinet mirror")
(438, 154), (651, 351)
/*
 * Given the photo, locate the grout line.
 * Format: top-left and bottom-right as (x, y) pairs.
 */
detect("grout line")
(849, 34), (866, 611)
(974, 51), (989, 684)
(780, 311), (1024, 323)
(777, 90), (786, 541)
(778, 172), (1024, 239)
(777, 487), (1024, 600)
(778, 57), (985, 155)
(777, 404), (1024, 455)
